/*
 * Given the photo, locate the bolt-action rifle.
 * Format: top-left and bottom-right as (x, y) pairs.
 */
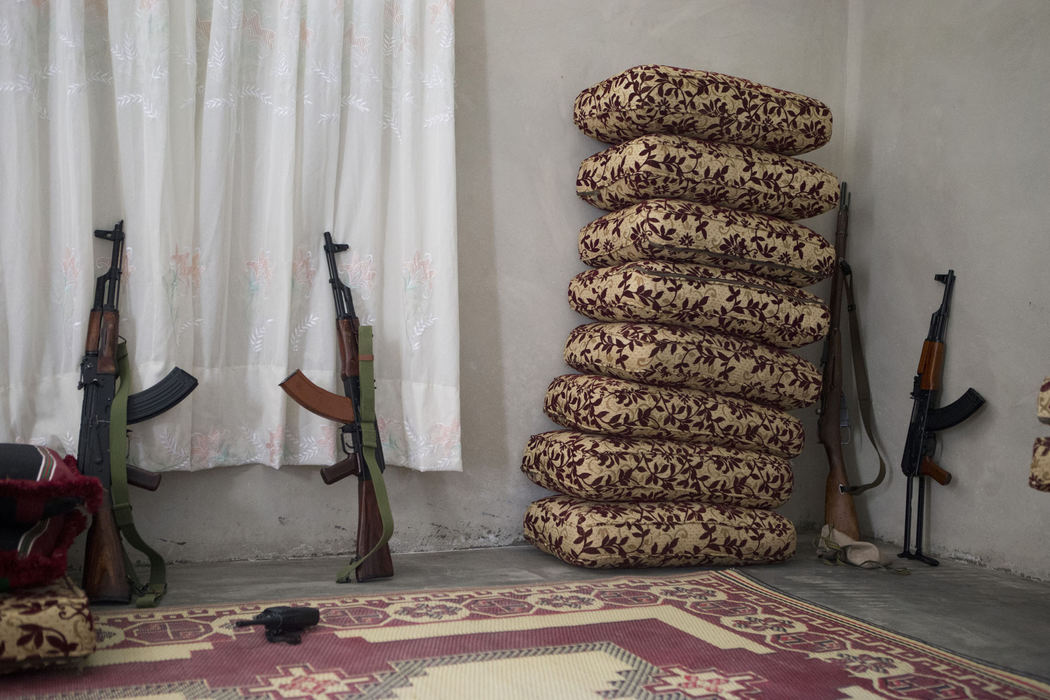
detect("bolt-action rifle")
(78, 221), (198, 605)
(817, 183), (862, 541)
(817, 183), (889, 544)
(898, 270), (985, 566)
(280, 232), (393, 583)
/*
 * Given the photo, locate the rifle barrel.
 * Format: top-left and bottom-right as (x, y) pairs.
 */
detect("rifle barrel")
(928, 270), (955, 341)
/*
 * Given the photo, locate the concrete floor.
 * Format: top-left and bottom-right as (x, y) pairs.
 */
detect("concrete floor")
(138, 534), (1050, 682)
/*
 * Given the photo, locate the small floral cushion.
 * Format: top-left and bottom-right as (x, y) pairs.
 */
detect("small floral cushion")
(564, 322), (821, 410)
(521, 430), (793, 508)
(573, 65), (832, 155)
(578, 198), (834, 287)
(577, 134), (839, 220)
(544, 374), (804, 458)
(1038, 377), (1050, 424)
(0, 576), (95, 673)
(524, 494), (796, 568)
(568, 260), (829, 349)
(1031, 437), (1050, 493)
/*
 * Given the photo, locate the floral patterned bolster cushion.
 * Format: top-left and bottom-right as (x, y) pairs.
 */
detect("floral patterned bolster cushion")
(524, 494), (796, 568)
(1030, 437), (1050, 493)
(573, 65), (832, 155)
(577, 134), (839, 220)
(544, 374), (804, 458)
(521, 430), (793, 508)
(568, 260), (830, 349)
(0, 576), (95, 672)
(564, 322), (821, 410)
(578, 198), (834, 288)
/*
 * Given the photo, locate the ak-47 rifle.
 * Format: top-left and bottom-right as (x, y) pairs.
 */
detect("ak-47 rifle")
(78, 221), (198, 605)
(898, 270), (985, 566)
(280, 231), (393, 583)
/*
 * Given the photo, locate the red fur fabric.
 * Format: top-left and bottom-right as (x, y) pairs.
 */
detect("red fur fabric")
(1, 446), (102, 590)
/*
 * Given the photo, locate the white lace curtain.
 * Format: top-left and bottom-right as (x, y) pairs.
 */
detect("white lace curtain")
(0, 1), (461, 472)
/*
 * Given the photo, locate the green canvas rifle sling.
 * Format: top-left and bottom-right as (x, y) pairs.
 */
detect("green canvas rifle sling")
(109, 341), (167, 607)
(336, 326), (394, 583)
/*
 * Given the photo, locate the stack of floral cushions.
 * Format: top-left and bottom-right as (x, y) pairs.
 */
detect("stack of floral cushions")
(522, 65), (839, 568)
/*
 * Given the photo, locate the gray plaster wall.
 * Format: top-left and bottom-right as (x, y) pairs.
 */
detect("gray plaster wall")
(840, 0), (1050, 578)
(113, 0), (1050, 580)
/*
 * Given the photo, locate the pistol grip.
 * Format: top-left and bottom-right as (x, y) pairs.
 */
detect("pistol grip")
(920, 457), (952, 485)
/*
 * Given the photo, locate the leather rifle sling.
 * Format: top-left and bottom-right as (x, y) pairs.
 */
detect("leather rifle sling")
(841, 263), (889, 495)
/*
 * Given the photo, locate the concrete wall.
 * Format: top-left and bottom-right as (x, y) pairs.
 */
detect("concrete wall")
(113, 0), (1050, 581)
(841, 0), (1050, 578)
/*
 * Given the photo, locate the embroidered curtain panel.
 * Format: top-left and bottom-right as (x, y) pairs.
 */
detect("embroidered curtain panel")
(0, 1), (461, 472)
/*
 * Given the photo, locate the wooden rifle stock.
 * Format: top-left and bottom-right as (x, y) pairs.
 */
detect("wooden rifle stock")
(819, 389), (861, 539)
(355, 477), (394, 581)
(83, 491), (131, 604)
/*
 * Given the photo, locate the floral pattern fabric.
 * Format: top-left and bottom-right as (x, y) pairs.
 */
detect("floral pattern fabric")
(544, 374), (804, 458)
(1039, 376), (1050, 424)
(521, 430), (793, 507)
(568, 260), (830, 349)
(523, 494), (796, 568)
(576, 134), (840, 220)
(573, 65), (832, 155)
(578, 198), (834, 287)
(0, 576), (95, 673)
(1031, 437), (1050, 493)
(564, 322), (821, 410)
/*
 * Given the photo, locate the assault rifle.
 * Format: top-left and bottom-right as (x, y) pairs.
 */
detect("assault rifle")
(78, 221), (198, 605)
(280, 232), (393, 583)
(898, 270), (985, 566)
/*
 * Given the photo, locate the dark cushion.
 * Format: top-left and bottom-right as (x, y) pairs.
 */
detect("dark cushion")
(0, 445), (101, 591)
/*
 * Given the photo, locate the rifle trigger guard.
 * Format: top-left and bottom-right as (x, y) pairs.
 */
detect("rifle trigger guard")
(339, 425), (359, 457)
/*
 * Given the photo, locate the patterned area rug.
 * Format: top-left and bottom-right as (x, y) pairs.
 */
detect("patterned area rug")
(12, 570), (1050, 699)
